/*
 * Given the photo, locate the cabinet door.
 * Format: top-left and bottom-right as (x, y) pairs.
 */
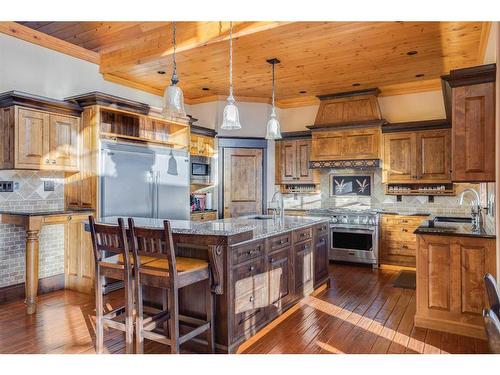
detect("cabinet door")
(383, 132), (416, 183)
(65, 215), (94, 294)
(416, 129), (451, 182)
(296, 140), (315, 183)
(342, 127), (380, 159)
(268, 247), (293, 317)
(311, 131), (343, 161)
(16, 108), (50, 168)
(49, 115), (80, 171)
(313, 234), (329, 287)
(294, 240), (313, 297)
(280, 140), (297, 182)
(452, 82), (495, 182)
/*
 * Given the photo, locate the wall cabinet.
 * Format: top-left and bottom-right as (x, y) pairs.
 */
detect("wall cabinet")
(383, 129), (451, 183)
(310, 126), (381, 161)
(415, 234), (496, 338)
(380, 214), (427, 267)
(190, 133), (215, 157)
(0, 106), (80, 172)
(275, 139), (318, 184)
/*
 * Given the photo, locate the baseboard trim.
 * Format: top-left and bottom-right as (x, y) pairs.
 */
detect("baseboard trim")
(0, 273), (65, 304)
(379, 264), (416, 271)
(414, 314), (486, 340)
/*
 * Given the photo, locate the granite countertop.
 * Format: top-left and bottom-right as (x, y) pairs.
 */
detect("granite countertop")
(0, 209), (94, 217)
(93, 215), (329, 242)
(414, 216), (496, 239)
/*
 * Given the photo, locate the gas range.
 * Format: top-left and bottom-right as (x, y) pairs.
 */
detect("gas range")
(309, 208), (380, 267)
(308, 208), (379, 226)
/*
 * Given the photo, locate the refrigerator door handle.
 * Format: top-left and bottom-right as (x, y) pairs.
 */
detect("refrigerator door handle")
(148, 169), (155, 218)
(156, 171), (160, 219)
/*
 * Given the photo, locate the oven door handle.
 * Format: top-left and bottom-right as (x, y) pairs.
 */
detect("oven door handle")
(331, 228), (375, 235)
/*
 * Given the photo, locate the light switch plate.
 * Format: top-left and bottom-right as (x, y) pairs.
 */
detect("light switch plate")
(0, 181), (13, 192)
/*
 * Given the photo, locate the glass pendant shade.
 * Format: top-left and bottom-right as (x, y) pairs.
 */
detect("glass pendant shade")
(265, 108), (281, 140)
(221, 94), (241, 130)
(163, 80), (186, 119)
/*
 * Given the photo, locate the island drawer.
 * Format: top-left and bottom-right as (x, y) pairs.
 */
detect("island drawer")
(268, 233), (292, 252)
(231, 240), (265, 266)
(314, 223), (329, 236)
(294, 227), (313, 244)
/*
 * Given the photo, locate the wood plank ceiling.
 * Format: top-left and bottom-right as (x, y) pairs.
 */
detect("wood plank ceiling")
(15, 21), (491, 107)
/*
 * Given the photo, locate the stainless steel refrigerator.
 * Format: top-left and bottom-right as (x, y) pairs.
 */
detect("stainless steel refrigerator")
(100, 140), (190, 220)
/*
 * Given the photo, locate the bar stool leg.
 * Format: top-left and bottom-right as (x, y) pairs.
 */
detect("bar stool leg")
(168, 287), (180, 354)
(95, 273), (104, 354)
(124, 276), (134, 354)
(206, 275), (215, 353)
(135, 282), (144, 354)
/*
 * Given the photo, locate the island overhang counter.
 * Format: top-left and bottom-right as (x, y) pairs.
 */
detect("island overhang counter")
(88, 215), (331, 353)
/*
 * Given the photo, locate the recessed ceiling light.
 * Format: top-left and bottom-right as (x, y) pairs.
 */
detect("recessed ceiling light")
(406, 50), (418, 56)
(202, 87), (210, 91)
(352, 83), (361, 87)
(415, 73), (425, 77)
(299, 90), (307, 94)
(157, 70), (166, 75)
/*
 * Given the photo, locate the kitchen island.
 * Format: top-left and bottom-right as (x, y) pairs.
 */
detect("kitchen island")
(91, 215), (330, 353)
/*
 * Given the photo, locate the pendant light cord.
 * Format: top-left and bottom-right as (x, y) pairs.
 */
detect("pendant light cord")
(271, 62), (275, 108)
(171, 21), (178, 84)
(229, 21), (233, 97)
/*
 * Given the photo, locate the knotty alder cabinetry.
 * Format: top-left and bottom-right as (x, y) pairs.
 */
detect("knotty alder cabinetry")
(382, 127), (451, 183)
(415, 234), (496, 338)
(275, 138), (318, 184)
(0, 106), (80, 172)
(380, 214), (427, 267)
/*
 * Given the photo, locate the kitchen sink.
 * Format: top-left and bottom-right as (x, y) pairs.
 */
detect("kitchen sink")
(433, 216), (472, 223)
(248, 215), (274, 220)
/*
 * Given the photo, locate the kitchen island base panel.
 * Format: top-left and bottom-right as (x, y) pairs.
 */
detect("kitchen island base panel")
(414, 315), (486, 340)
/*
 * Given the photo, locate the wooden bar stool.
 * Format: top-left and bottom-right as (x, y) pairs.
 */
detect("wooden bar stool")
(88, 216), (135, 354)
(128, 218), (215, 354)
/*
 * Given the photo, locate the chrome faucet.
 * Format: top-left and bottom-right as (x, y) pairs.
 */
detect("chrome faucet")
(270, 191), (285, 226)
(459, 188), (482, 231)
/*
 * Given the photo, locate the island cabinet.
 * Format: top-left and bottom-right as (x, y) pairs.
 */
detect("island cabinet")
(0, 103), (81, 172)
(415, 234), (496, 339)
(228, 222), (329, 350)
(442, 64), (496, 182)
(382, 126), (451, 184)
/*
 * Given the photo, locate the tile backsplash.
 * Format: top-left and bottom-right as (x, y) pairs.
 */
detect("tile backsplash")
(0, 170), (65, 288)
(283, 168), (480, 216)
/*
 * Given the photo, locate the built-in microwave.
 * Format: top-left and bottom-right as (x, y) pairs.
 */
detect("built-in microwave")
(190, 155), (211, 185)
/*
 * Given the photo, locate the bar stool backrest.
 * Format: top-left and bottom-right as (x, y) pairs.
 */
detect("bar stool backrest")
(88, 216), (130, 266)
(128, 218), (177, 278)
(484, 273), (500, 317)
(484, 308), (500, 353)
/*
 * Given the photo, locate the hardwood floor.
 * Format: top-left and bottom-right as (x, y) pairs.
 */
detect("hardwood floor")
(0, 263), (489, 354)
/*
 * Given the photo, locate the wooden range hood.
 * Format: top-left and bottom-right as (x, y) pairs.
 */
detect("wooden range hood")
(307, 88), (386, 169)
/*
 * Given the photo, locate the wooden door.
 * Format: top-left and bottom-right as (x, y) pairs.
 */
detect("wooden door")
(223, 148), (263, 218)
(65, 215), (94, 294)
(416, 129), (451, 182)
(279, 140), (297, 182)
(452, 82), (495, 182)
(49, 115), (80, 171)
(294, 240), (313, 297)
(268, 247), (293, 317)
(16, 108), (50, 168)
(295, 140), (315, 182)
(311, 131), (343, 160)
(383, 132), (416, 183)
(342, 127), (381, 159)
(313, 234), (329, 287)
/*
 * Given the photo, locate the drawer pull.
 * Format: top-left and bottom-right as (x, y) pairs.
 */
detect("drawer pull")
(45, 158), (49, 164)
(300, 233), (307, 237)
(51, 160), (56, 164)
(402, 229), (408, 232)
(276, 239), (285, 245)
(249, 266), (255, 272)
(269, 257), (275, 263)
(249, 296), (255, 302)
(402, 220), (408, 223)
(247, 249), (257, 255)
(303, 245), (310, 251)
(402, 245), (408, 249)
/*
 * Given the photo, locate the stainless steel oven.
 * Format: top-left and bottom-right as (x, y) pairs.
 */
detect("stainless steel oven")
(190, 155), (211, 185)
(330, 224), (379, 266)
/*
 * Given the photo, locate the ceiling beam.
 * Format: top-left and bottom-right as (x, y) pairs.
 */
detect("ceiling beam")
(0, 22), (99, 64)
(99, 21), (292, 74)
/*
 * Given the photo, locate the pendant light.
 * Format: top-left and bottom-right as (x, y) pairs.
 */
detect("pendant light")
(163, 21), (186, 119)
(220, 21), (241, 130)
(265, 58), (282, 140)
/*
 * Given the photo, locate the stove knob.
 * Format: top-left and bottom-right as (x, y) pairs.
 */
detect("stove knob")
(341, 216), (348, 224)
(331, 217), (338, 223)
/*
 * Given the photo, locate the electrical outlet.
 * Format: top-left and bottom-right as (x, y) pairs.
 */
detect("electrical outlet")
(44, 180), (55, 192)
(0, 181), (13, 192)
